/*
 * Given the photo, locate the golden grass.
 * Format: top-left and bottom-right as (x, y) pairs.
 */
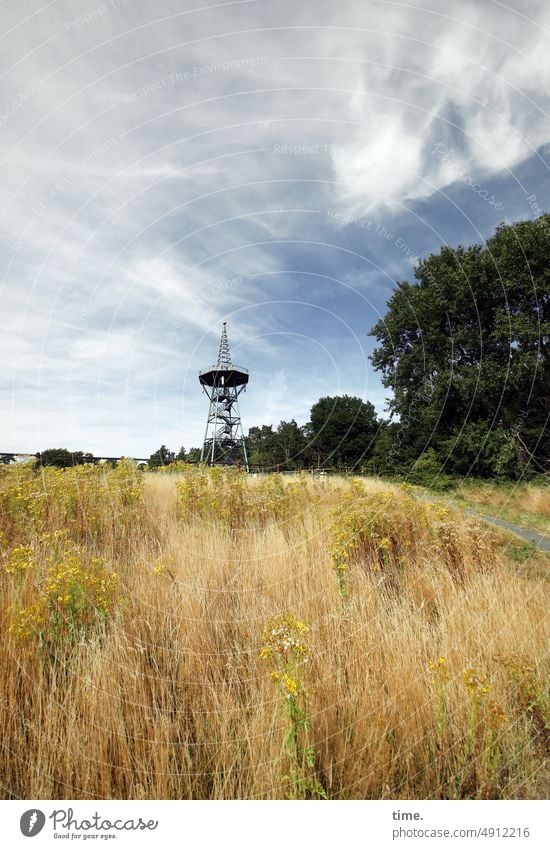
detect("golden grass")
(0, 465), (548, 799)
(451, 481), (550, 535)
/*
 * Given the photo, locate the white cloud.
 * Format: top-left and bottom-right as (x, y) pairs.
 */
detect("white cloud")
(332, 115), (425, 210)
(0, 0), (549, 453)
(328, 0), (550, 212)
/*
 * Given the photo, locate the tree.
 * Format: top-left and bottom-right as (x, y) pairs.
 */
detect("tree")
(148, 445), (175, 469)
(369, 215), (550, 477)
(176, 446), (186, 461)
(246, 425), (278, 468)
(274, 419), (308, 469)
(40, 449), (94, 468)
(307, 395), (380, 469)
(186, 447), (202, 463)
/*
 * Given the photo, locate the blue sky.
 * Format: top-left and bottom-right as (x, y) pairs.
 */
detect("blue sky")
(1, 0), (549, 456)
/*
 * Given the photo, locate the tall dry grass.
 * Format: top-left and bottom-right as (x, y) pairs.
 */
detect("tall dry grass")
(0, 463), (548, 799)
(454, 480), (550, 535)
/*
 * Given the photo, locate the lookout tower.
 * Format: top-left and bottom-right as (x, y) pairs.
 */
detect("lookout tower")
(199, 322), (249, 469)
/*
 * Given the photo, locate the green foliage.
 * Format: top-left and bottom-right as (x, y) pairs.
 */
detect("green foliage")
(246, 421), (308, 469)
(246, 424), (277, 467)
(508, 541), (537, 564)
(40, 448), (94, 468)
(369, 215), (550, 478)
(308, 395), (379, 469)
(439, 423), (526, 480)
(274, 419), (308, 469)
(408, 449), (455, 491)
(149, 445), (201, 467)
(148, 445), (175, 468)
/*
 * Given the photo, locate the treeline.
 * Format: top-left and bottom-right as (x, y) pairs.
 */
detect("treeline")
(245, 395), (379, 471)
(246, 214), (549, 482)
(0, 449), (97, 467)
(146, 395), (380, 473)
(245, 215), (548, 482)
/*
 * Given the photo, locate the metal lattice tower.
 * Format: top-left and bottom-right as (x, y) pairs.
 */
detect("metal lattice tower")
(199, 322), (249, 469)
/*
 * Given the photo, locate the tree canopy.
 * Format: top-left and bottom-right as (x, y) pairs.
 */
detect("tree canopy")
(148, 445), (175, 468)
(246, 420), (308, 469)
(148, 445), (201, 468)
(307, 395), (380, 469)
(40, 449), (95, 468)
(369, 214), (550, 477)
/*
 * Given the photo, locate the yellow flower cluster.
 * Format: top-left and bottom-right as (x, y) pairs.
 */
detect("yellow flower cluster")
(9, 603), (45, 641)
(329, 484), (402, 592)
(427, 656), (511, 785)
(176, 466), (308, 528)
(259, 612), (324, 799)
(4, 544), (35, 575)
(260, 613), (309, 700)
(428, 656), (450, 683)
(271, 672), (300, 695)
(463, 667), (490, 699)
(328, 480), (488, 596)
(0, 460), (144, 547)
(487, 701), (507, 730)
(6, 537), (119, 644)
(495, 653), (548, 719)
(399, 482), (415, 493)
(260, 613), (309, 663)
(109, 458), (145, 507)
(45, 555), (119, 615)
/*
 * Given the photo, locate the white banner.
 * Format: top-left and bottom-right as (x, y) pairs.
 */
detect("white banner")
(2, 800), (548, 849)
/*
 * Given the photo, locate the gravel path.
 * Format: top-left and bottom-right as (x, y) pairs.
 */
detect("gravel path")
(413, 489), (550, 552)
(466, 510), (550, 552)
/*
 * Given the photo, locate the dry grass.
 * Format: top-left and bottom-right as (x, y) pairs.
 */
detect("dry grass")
(0, 464), (548, 800)
(451, 480), (550, 535)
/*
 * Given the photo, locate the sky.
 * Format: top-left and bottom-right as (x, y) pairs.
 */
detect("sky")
(1, 0), (549, 457)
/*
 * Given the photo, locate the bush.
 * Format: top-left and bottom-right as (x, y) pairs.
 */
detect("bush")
(407, 449), (456, 490)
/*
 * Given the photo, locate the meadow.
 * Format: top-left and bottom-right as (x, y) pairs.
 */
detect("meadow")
(0, 461), (548, 800)
(446, 480), (550, 536)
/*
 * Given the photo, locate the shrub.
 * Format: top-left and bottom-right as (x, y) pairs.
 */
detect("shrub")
(408, 449), (455, 490)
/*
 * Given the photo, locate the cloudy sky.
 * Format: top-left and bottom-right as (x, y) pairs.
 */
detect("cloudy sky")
(1, 0), (549, 456)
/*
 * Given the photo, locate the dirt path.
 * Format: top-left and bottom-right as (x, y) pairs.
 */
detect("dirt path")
(413, 489), (550, 552)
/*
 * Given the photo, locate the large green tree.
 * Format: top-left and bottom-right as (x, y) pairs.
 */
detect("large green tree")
(307, 395), (380, 469)
(369, 215), (550, 476)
